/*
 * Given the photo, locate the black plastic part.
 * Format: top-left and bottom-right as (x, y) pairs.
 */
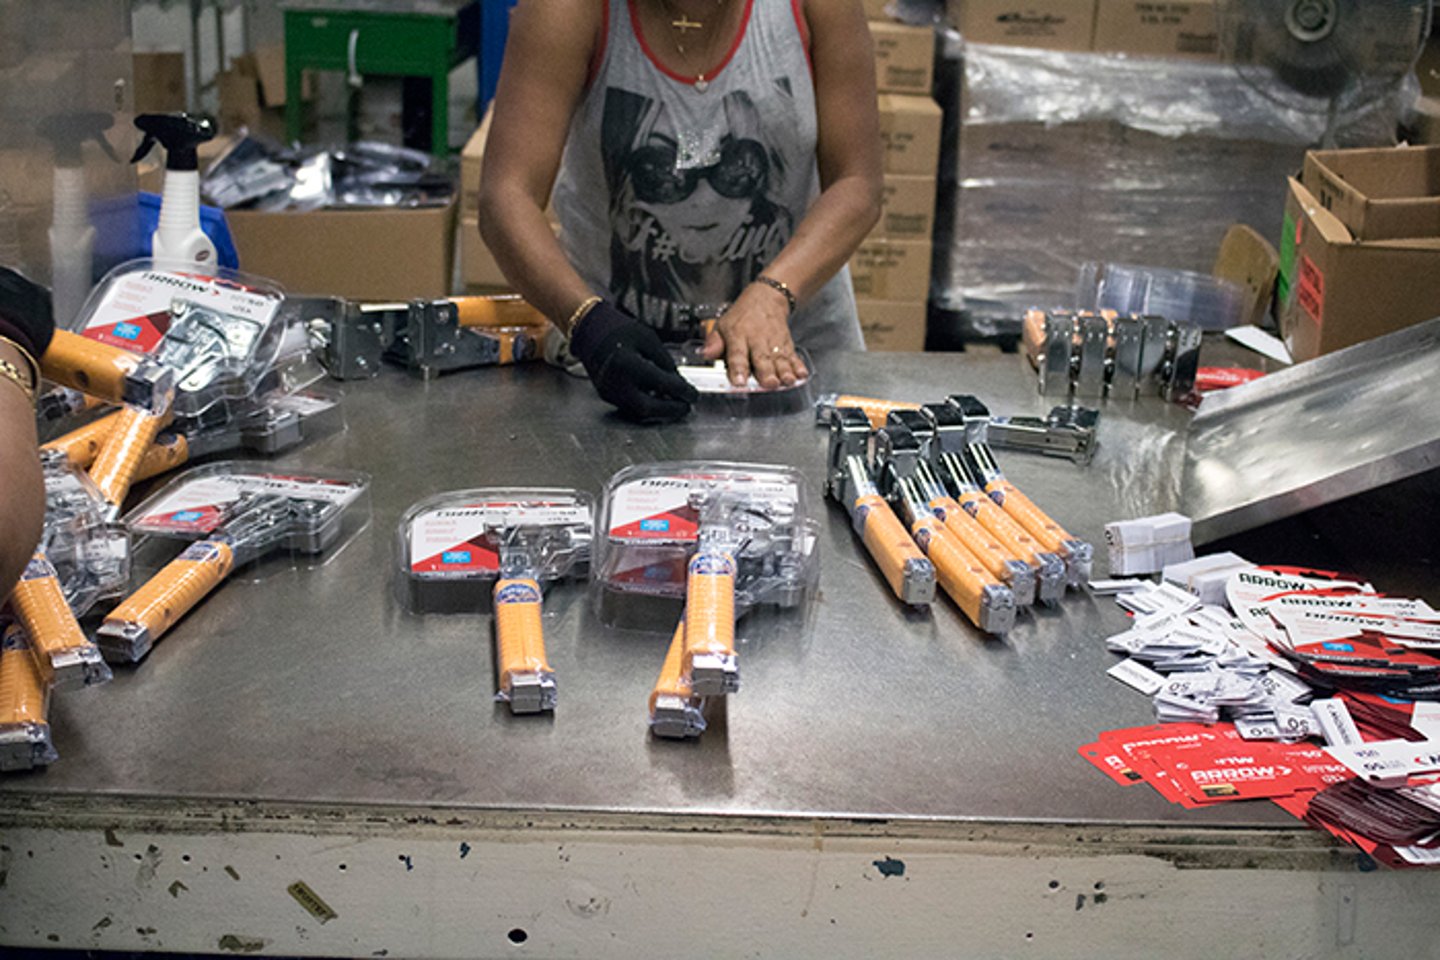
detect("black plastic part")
(131, 113), (218, 171)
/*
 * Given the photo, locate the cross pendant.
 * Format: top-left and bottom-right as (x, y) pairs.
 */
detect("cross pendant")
(671, 14), (703, 34)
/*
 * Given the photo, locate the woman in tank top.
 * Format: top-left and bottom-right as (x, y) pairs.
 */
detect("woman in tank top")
(479, 0), (883, 422)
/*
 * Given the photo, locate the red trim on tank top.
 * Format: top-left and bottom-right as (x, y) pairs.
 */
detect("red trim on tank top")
(790, 0), (813, 74)
(627, 0), (756, 87)
(587, 0), (610, 88)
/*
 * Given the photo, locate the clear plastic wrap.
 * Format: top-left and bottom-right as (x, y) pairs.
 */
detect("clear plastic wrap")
(931, 39), (1409, 336)
(1078, 263), (1247, 331)
(203, 135), (455, 212)
(398, 489), (593, 614)
(959, 42), (1402, 144)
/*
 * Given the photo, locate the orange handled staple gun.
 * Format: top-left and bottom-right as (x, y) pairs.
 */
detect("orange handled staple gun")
(88, 403), (174, 517)
(0, 625), (58, 772)
(958, 444), (1093, 587)
(896, 480), (1016, 634)
(492, 574), (557, 715)
(826, 407), (936, 606)
(40, 330), (175, 414)
(97, 493), (294, 662)
(7, 553), (112, 688)
(683, 547), (739, 697)
(648, 618), (707, 739)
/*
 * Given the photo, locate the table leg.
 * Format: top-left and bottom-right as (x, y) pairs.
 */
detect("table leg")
(432, 69), (449, 156)
(285, 59), (305, 144)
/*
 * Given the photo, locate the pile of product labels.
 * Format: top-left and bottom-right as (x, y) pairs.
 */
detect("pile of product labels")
(1083, 513), (1440, 869)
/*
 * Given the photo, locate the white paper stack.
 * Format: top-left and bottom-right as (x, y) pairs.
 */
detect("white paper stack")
(1103, 587), (1317, 735)
(1105, 513), (1194, 577)
(1163, 552), (1252, 606)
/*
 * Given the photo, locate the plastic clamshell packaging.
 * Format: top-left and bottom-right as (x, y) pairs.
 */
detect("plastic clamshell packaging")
(669, 345), (817, 417)
(123, 461), (372, 559)
(67, 259), (288, 418)
(38, 452), (131, 617)
(398, 489), (594, 613)
(594, 462), (819, 627)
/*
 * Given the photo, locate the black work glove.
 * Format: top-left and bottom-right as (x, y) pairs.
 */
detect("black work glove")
(0, 266), (55, 359)
(569, 301), (698, 424)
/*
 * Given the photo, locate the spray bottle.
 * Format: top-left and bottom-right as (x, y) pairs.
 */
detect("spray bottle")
(130, 113), (217, 265)
(38, 112), (117, 328)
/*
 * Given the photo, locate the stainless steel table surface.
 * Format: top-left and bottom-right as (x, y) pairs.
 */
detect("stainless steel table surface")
(2, 350), (1296, 828)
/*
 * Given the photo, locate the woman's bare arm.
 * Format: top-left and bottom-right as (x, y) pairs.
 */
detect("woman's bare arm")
(478, 0), (603, 329)
(0, 339), (43, 597)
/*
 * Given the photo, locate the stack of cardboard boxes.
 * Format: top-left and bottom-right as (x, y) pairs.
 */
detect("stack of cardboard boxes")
(946, 0), (1220, 59)
(854, 13), (942, 351)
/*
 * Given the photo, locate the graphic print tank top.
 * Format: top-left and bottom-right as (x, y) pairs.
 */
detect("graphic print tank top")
(551, 0), (863, 351)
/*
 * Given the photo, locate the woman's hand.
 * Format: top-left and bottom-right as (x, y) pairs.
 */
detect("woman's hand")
(702, 282), (808, 389)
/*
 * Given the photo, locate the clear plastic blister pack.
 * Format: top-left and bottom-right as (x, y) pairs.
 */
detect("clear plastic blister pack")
(398, 489), (594, 715)
(98, 462), (371, 663)
(66, 259), (288, 418)
(398, 489), (593, 614)
(123, 461), (371, 560)
(594, 462), (819, 630)
(669, 344), (817, 417)
(38, 451), (130, 618)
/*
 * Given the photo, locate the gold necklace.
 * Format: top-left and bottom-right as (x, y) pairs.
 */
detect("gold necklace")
(657, 0), (725, 92)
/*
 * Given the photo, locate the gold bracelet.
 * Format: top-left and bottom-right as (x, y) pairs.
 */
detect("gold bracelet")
(564, 295), (603, 335)
(754, 274), (797, 315)
(0, 356), (35, 405)
(0, 334), (38, 406)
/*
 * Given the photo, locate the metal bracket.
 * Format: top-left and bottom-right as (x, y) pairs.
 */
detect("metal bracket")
(1036, 311), (1200, 403)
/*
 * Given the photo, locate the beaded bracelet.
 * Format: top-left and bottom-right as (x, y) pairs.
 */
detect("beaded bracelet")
(754, 274), (797, 315)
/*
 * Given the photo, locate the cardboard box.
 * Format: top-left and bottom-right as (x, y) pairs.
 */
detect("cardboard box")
(870, 21), (934, 94)
(878, 94), (943, 175)
(1278, 177), (1440, 362)
(226, 196), (457, 300)
(857, 299), (927, 351)
(460, 108), (494, 219)
(132, 52), (186, 113)
(948, 0), (1098, 51)
(862, 0), (894, 19)
(1091, 1), (1218, 59)
(877, 174), (938, 239)
(458, 213), (511, 291)
(850, 238), (933, 300)
(1300, 146), (1440, 242)
(217, 46), (314, 141)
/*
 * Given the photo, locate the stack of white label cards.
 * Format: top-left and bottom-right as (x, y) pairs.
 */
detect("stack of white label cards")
(1104, 512), (1194, 577)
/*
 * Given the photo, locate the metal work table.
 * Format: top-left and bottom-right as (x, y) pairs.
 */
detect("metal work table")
(3, 350), (1438, 959)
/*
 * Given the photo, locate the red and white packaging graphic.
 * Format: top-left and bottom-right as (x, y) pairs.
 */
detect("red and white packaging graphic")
(132, 472), (366, 535)
(407, 501), (590, 575)
(81, 268), (281, 354)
